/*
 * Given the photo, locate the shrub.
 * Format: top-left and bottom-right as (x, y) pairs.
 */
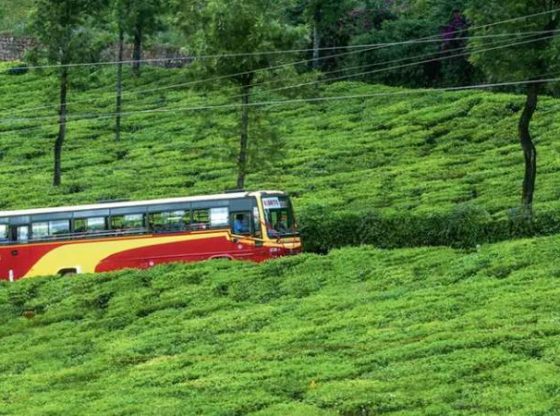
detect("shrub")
(6, 62), (28, 75)
(299, 205), (560, 252)
(445, 203), (492, 248)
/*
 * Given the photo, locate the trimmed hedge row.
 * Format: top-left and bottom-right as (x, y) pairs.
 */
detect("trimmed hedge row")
(299, 204), (560, 252)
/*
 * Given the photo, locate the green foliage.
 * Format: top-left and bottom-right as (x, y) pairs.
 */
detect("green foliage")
(2, 237), (560, 414)
(2, 66), (560, 248)
(298, 0), (358, 70)
(466, 1), (560, 84)
(115, 0), (165, 35)
(344, 2), (479, 88)
(346, 17), (439, 87)
(300, 203), (560, 252)
(0, 0), (33, 33)
(30, 0), (108, 66)
(180, 0), (306, 186)
(192, 0), (304, 81)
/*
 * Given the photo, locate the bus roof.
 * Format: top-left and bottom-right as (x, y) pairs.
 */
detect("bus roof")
(0, 190), (286, 218)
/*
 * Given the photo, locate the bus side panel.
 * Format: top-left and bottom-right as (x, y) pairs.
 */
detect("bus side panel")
(95, 235), (269, 272)
(0, 243), (63, 281)
(0, 234), (302, 281)
(0, 246), (14, 281)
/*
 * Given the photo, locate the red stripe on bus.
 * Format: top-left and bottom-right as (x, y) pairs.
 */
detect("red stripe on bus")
(95, 236), (272, 272)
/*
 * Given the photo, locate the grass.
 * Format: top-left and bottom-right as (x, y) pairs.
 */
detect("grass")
(1, 235), (560, 415)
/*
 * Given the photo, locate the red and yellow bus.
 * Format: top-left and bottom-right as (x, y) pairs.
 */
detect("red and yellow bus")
(0, 190), (301, 281)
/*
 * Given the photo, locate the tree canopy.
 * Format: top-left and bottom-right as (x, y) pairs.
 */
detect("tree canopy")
(31, 0), (108, 186)
(182, 0), (305, 188)
(467, 1), (560, 210)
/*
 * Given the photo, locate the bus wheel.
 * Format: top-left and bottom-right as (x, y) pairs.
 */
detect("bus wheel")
(210, 256), (233, 261)
(59, 268), (78, 276)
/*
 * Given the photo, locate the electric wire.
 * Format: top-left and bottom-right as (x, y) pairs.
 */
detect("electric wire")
(2, 30), (556, 127)
(3, 6), (560, 115)
(2, 9), (560, 133)
(2, 76), (560, 139)
(1, 28), (556, 119)
(6, 6), (560, 71)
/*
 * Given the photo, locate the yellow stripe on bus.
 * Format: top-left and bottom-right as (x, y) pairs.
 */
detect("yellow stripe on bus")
(24, 232), (229, 278)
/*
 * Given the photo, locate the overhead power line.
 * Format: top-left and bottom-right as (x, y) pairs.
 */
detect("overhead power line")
(2, 28), (559, 118)
(1, 8), (559, 129)
(246, 30), (556, 100)
(3, 6), (560, 117)
(4, 29), (559, 72)
(2, 76), (560, 139)
(4, 6), (560, 72)
(262, 32), (560, 97)
(2, 30), (556, 126)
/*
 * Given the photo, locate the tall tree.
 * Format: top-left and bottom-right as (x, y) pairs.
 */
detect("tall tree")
(31, 0), (107, 186)
(109, 0), (165, 140)
(343, 1), (478, 88)
(292, 0), (357, 71)
(181, 0), (303, 189)
(113, 0), (126, 141)
(121, 0), (164, 77)
(467, 1), (560, 213)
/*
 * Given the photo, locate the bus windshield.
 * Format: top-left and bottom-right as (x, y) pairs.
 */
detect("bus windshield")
(262, 195), (297, 238)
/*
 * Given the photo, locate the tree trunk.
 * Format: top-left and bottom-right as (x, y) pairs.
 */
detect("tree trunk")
(312, 9), (321, 70)
(53, 67), (68, 187)
(237, 83), (251, 189)
(132, 24), (142, 77)
(518, 82), (539, 213)
(115, 25), (124, 141)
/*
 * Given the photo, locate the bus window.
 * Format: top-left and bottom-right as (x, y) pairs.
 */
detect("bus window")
(0, 224), (9, 241)
(149, 210), (185, 232)
(262, 196), (296, 238)
(191, 209), (210, 230)
(32, 222), (49, 240)
(31, 220), (70, 240)
(231, 212), (251, 235)
(210, 207), (229, 228)
(111, 214), (145, 231)
(74, 217), (107, 233)
(17, 225), (29, 242)
(50, 220), (70, 236)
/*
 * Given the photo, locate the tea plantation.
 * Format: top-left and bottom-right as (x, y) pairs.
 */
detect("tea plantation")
(1, 63), (560, 250)
(2, 62), (560, 415)
(1, 236), (560, 415)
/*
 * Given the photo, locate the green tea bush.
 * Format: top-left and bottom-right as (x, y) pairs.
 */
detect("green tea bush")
(5, 62), (28, 76)
(1, 238), (560, 414)
(300, 205), (560, 251)
(445, 203), (492, 248)
(1, 67), (560, 252)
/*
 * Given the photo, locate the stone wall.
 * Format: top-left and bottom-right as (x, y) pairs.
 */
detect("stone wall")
(102, 44), (191, 68)
(0, 34), (34, 61)
(0, 33), (189, 67)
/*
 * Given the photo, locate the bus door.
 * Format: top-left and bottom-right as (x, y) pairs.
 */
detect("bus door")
(7, 224), (30, 281)
(229, 197), (263, 244)
(0, 223), (12, 281)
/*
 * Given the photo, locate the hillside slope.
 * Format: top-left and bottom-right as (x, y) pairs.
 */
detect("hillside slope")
(1, 63), (560, 249)
(1, 236), (560, 415)
(1, 63), (560, 215)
